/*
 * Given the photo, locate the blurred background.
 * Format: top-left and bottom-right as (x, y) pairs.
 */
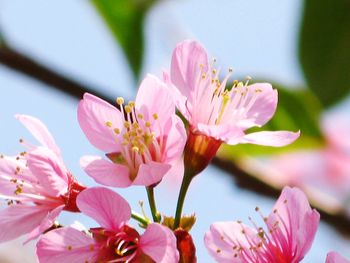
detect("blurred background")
(0, 0), (349, 262)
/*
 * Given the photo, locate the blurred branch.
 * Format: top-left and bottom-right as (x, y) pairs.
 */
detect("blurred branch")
(0, 44), (114, 105)
(212, 157), (350, 237)
(0, 42), (349, 237)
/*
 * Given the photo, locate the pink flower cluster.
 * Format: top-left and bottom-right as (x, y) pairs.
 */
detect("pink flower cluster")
(0, 40), (347, 263)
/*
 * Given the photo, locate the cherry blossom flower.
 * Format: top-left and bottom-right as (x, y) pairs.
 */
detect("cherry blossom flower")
(36, 187), (179, 263)
(247, 112), (350, 214)
(204, 186), (320, 262)
(78, 74), (186, 188)
(0, 115), (85, 243)
(165, 40), (299, 174)
(326, 252), (350, 263)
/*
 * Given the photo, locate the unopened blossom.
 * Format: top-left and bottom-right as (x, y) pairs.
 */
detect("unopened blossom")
(204, 187), (320, 262)
(166, 40), (299, 175)
(78, 74), (186, 187)
(0, 115), (85, 243)
(36, 187), (179, 263)
(326, 252), (350, 263)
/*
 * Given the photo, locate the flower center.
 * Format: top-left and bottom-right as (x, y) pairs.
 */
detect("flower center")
(105, 98), (164, 180)
(193, 63), (262, 127)
(92, 226), (140, 262)
(215, 200), (294, 263)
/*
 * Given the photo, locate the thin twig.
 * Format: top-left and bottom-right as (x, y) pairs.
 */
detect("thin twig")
(0, 44), (114, 104)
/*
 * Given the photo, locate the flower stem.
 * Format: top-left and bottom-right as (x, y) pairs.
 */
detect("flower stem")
(146, 186), (161, 223)
(131, 211), (150, 227)
(174, 169), (194, 229)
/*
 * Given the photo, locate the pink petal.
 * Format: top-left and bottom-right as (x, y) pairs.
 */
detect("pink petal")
(238, 130), (300, 147)
(0, 205), (49, 242)
(80, 155), (132, 188)
(132, 162), (171, 186)
(204, 221), (259, 263)
(163, 71), (192, 120)
(27, 147), (68, 196)
(77, 187), (131, 230)
(196, 122), (245, 143)
(16, 115), (61, 156)
(235, 83), (278, 129)
(77, 93), (123, 153)
(139, 223), (179, 263)
(135, 74), (176, 129)
(36, 227), (97, 263)
(326, 252), (350, 263)
(0, 156), (33, 196)
(267, 186), (320, 261)
(25, 205), (65, 243)
(162, 116), (187, 163)
(170, 40), (209, 103)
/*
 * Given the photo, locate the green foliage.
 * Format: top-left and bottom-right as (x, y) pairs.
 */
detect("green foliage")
(299, 0), (350, 107)
(91, 0), (156, 79)
(218, 85), (324, 158)
(0, 30), (5, 47)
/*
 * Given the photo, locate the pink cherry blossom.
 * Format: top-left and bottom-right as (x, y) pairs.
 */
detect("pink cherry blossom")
(167, 40), (299, 147)
(326, 252), (350, 263)
(249, 113), (350, 213)
(164, 40), (299, 175)
(36, 187), (179, 263)
(78, 74), (186, 188)
(204, 186), (320, 262)
(0, 115), (85, 243)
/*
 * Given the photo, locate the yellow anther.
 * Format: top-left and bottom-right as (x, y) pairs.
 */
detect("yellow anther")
(137, 113), (144, 119)
(116, 97), (124, 105)
(123, 133), (130, 140)
(124, 105), (132, 113)
(145, 121), (151, 128)
(201, 73), (206, 79)
(130, 131), (137, 137)
(237, 82), (244, 87)
(212, 69), (217, 75)
(132, 146), (139, 153)
(132, 122), (139, 129)
(105, 121), (113, 128)
(114, 128), (120, 134)
(128, 101), (135, 108)
(199, 63), (204, 69)
(153, 113), (158, 120)
(124, 121), (131, 129)
(255, 88), (262, 93)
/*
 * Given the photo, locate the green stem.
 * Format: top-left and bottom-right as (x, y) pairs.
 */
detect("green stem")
(174, 170), (194, 229)
(146, 186), (160, 222)
(131, 211), (150, 226)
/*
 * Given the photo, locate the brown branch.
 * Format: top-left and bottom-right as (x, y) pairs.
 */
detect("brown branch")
(1, 43), (349, 237)
(212, 157), (350, 237)
(0, 44), (114, 105)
